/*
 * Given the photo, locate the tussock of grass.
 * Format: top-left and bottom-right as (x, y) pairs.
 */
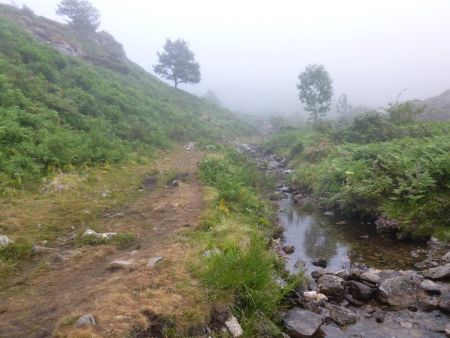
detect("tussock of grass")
(79, 232), (138, 249)
(195, 150), (303, 332)
(0, 242), (32, 261)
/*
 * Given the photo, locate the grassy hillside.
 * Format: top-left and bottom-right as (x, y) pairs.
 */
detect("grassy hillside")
(263, 104), (450, 239)
(0, 4), (251, 192)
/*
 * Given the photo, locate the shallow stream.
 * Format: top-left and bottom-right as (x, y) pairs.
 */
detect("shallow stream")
(277, 197), (427, 273)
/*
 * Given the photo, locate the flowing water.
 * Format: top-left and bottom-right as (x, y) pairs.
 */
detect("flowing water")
(278, 197), (427, 273)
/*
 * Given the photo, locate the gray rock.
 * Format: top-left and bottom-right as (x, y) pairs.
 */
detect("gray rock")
(378, 269), (399, 282)
(283, 245), (295, 255)
(31, 245), (57, 255)
(75, 314), (96, 327)
(324, 211), (335, 216)
(424, 263), (450, 280)
(294, 260), (306, 269)
(224, 315), (243, 337)
(318, 275), (346, 299)
(107, 259), (136, 271)
(443, 252), (450, 262)
(311, 268), (325, 280)
(283, 308), (323, 338)
(360, 272), (380, 284)
(420, 279), (442, 294)
(312, 258), (327, 268)
(83, 228), (117, 241)
(439, 292), (450, 313)
(419, 295), (439, 311)
(147, 256), (163, 268)
(347, 280), (375, 300)
(377, 276), (422, 308)
(0, 235), (12, 247)
(324, 303), (359, 327)
(445, 323), (450, 337)
(334, 270), (350, 280)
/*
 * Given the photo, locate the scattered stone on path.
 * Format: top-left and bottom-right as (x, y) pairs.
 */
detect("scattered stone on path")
(423, 263), (450, 280)
(0, 235), (12, 247)
(224, 315), (243, 337)
(283, 308), (323, 338)
(82, 228), (117, 241)
(147, 256), (163, 268)
(335, 221), (346, 225)
(74, 314), (96, 327)
(31, 245), (57, 255)
(108, 259), (136, 271)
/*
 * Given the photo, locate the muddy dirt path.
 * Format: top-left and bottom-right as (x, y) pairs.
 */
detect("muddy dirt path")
(0, 149), (207, 337)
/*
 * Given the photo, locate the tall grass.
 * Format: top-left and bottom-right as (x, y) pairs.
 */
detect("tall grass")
(196, 151), (301, 326)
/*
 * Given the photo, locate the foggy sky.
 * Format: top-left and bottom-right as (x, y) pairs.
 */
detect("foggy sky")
(2, 0), (450, 114)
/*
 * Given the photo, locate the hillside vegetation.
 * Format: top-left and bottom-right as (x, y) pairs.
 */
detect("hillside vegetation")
(0, 4), (250, 192)
(263, 103), (450, 239)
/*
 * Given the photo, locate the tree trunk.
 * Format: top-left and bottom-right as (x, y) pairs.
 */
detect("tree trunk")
(174, 78), (178, 89)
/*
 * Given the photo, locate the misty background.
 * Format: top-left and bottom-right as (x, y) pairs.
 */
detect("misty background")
(2, 0), (450, 115)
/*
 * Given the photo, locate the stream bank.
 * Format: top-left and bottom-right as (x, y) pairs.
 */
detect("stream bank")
(238, 143), (450, 338)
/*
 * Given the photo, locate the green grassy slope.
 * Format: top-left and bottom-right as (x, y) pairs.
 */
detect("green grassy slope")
(0, 4), (251, 191)
(262, 107), (450, 239)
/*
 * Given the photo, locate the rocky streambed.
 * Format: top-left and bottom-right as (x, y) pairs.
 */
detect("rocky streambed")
(238, 144), (450, 338)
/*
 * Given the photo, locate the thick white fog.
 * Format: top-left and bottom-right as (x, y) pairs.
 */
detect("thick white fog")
(2, 0), (450, 114)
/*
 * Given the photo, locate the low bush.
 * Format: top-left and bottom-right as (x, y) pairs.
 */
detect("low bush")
(265, 115), (450, 239)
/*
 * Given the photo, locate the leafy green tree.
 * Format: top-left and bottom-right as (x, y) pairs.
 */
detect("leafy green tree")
(336, 94), (352, 116)
(56, 0), (100, 32)
(153, 39), (201, 89)
(297, 64), (333, 123)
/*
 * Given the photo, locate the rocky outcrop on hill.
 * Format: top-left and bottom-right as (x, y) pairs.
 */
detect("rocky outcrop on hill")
(411, 89), (450, 121)
(0, 4), (129, 73)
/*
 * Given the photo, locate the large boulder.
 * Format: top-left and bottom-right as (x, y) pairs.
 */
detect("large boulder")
(318, 275), (346, 299)
(324, 303), (359, 327)
(347, 280), (375, 301)
(283, 308), (323, 338)
(423, 263), (450, 280)
(377, 276), (422, 308)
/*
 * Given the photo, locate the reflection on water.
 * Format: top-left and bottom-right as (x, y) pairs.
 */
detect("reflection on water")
(278, 198), (425, 272)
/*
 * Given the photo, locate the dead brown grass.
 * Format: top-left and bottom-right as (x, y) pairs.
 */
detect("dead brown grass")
(0, 148), (212, 337)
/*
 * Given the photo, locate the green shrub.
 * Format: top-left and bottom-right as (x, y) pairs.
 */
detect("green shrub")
(0, 242), (32, 261)
(112, 233), (139, 250)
